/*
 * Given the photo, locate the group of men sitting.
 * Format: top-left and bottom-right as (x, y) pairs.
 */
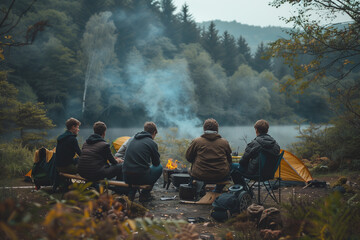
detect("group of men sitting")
(55, 119), (161, 202)
(55, 117), (280, 202)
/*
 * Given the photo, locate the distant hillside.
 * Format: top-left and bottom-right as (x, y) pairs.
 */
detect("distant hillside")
(198, 20), (289, 54)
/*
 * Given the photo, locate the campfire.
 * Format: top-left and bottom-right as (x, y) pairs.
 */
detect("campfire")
(163, 158), (188, 189)
(166, 158), (178, 170)
(165, 158), (187, 170)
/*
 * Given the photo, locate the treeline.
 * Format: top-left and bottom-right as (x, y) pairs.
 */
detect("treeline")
(1, 0), (334, 127)
(198, 20), (289, 55)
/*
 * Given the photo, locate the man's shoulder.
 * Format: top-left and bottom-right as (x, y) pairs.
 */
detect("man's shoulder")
(85, 140), (109, 148)
(248, 138), (260, 146)
(131, 136), (157, 146)
(215, 137), (231, 146)
(218, 136), (230, 143)
(190, 136), (206, 145)
(193, 136), (203, 142)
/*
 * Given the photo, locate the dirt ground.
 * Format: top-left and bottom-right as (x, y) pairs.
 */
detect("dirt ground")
(138, 177), (333, 238)
(1, 172), (359, 239)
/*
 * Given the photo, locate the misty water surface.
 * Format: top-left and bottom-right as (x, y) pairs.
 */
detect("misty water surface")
(48, 125), (304, 151)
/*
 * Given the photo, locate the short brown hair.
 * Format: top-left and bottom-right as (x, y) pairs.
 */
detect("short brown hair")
(144, 122), (157, 135)
(65, 118), (81, 130)
(93, 121), (107, 136)
(203, 118), (219, 132)
(254, 119), (269, 134)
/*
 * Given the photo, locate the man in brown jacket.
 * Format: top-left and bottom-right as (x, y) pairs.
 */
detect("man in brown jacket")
(186, 118), (232, 193)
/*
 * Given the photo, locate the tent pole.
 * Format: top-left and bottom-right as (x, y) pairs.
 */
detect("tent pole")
(279, 156), (281, 203)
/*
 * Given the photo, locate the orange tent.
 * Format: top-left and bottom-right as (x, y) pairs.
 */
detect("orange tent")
(274, 150), (313, 183)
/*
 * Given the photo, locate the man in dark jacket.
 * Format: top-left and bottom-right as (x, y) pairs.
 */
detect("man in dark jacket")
(55, 118), (81, 174)
(186, 118), (232, 193)
(123, 122), (162, 202)
(78, 121), (123, 181)
(231, 119), (280, 184)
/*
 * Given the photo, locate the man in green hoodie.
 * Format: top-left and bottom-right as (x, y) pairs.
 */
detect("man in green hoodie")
(55, 118), (81, 174)
(123, 122), (162, 202)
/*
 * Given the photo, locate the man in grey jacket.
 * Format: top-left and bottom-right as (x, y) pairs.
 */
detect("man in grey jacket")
(231, 119), (280, 184)
(123, 122), (162, 202)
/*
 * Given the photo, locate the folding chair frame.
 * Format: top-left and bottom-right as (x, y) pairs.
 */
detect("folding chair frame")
(244, 151), (284, 205)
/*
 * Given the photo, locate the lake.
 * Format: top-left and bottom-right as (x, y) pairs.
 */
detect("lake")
(48, 125), (304, 151)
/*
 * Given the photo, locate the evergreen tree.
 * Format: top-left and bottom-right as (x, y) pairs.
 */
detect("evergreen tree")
(160, 0), (180, 44)
(253, 42), (271, 73)
(113, 0), (161, 64)
(0, 72), (54, 145)
(178, 4), (199, 44)
(16, 102), (55, 147)
(221, 31), (239, 76)
(0, 72), (18, 134)
(201, 21), (222, 63)
(272, 57), (290, 80)
(35, 37), (78, 121)
(75, 0), (115, 29)
(161, 0), (176, 24)
(237, 36), (252, 64)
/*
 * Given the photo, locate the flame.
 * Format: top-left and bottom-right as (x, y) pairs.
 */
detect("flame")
(166, 158), (178, 170)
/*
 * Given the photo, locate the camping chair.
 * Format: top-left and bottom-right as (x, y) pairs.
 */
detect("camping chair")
(242, 150), (284, 205)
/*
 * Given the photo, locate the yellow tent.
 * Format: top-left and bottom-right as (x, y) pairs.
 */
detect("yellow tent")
(112, 136), (131, 152)
(274, 150), (313, 183)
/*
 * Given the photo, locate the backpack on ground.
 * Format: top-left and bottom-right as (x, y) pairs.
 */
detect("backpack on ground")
(32, 147), (57, 190)
(211, 185), (252, 222)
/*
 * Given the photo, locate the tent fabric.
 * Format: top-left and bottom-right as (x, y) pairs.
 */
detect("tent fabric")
(274, 150), (313, 183)
(112, 136), (131, 152)
(33, 147), (56, 163)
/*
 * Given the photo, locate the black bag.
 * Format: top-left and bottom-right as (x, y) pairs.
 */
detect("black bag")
(32, 147), (56, 189)
(211, 185), (252, 222)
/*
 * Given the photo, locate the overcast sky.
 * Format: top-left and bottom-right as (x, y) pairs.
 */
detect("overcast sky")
(172, 0), (352, 27)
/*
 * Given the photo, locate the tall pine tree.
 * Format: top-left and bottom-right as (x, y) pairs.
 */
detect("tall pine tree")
(221, 31), (239, 76)
(253, 42), (271, 73)
(201, 21), (222, 63)
(160, 0), (180, 44)
(178, 4), (199, 44)
(237, 36), (252, 65)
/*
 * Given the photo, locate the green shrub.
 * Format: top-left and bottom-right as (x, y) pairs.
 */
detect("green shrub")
(13, 137), (56, 151)
(289, 122), (330, 160)
(282, 192), (360, 239)
(0, 142), (34, 178)
(289, 119), (360, 170)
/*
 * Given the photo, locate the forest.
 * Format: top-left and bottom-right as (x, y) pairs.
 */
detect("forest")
(0, 0), (340, 130)
(1, 1), (360, 239)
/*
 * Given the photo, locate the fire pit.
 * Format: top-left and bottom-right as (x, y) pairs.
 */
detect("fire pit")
(163, 159), (188, 190)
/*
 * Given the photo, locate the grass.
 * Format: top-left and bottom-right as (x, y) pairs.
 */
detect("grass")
(0, 142), (34, 178)
(312, 169), (360, 182)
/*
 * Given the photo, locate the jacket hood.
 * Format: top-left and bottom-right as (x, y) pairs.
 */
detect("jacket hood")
(256, 134), (278, 150)
(201, 132), (222, 141)
(57, 130), (76, 142)
(134, 131), (153, 140)
(86, 134), (106, 144)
